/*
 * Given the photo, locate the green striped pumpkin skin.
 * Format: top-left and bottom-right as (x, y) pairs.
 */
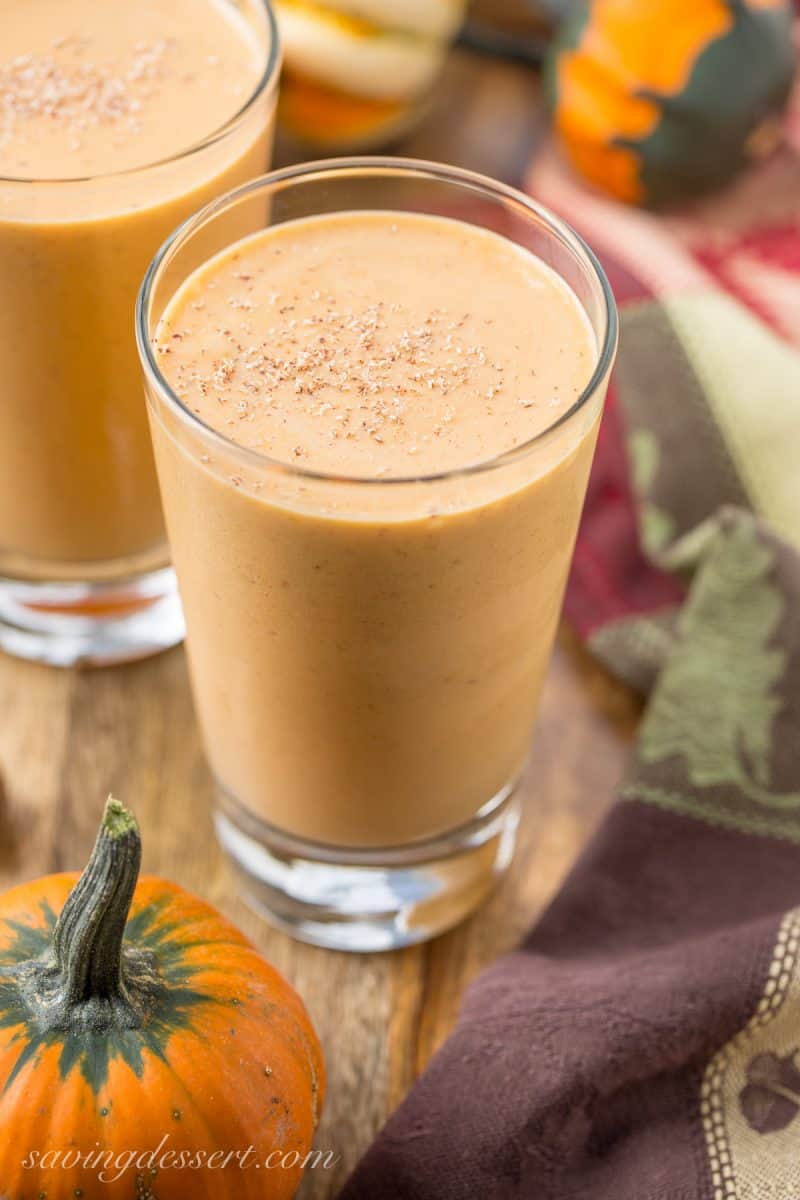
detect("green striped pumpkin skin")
(548, 0), (796, 205)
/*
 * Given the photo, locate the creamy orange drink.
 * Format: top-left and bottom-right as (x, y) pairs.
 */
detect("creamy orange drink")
(0, 0), (279, 665)
(139, 161), (617, 950)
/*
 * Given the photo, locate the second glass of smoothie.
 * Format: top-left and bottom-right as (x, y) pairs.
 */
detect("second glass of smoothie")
(0, 0), (279, 665)
(138, 159), (617, 951)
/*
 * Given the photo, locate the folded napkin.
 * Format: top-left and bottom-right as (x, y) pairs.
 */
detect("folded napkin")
(340, 89), (800, 1200)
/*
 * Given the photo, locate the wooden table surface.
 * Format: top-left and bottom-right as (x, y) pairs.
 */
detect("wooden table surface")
(0, 51), (640, 1198)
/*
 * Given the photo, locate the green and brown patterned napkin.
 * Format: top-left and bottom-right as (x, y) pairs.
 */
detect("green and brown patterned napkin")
(597, 288), (800, 694)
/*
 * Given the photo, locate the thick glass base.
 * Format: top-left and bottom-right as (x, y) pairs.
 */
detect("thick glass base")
(0, 566), (185, 667)
(215, 784), (521, 952)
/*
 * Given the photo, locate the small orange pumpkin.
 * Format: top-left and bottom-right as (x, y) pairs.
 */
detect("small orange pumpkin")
(0, 799), (325, 1199)
(547, 0), (796, 204)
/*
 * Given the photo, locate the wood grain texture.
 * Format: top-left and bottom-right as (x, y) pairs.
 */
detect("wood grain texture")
(0, 636), (637, 1197)
(0, 52), (638, 1199)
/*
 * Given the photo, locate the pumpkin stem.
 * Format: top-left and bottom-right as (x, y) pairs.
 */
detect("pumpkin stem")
(52, 797), (141, 1005)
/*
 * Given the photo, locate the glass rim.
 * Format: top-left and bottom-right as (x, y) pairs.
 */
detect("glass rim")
(0, 0), (281, 187)
(136, 155), (619, 489)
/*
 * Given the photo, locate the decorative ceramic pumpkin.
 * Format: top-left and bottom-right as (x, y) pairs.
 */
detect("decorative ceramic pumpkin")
(547, 0), (796, 204)
(0, 799), (325, 1199)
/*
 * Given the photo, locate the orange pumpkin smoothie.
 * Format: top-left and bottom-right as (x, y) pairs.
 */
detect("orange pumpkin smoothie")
(149, 210), (603, 848)
(0, 0), (278, 664)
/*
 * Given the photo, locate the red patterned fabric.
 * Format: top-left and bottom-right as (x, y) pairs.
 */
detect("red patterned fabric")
(526, 71), (800, 647)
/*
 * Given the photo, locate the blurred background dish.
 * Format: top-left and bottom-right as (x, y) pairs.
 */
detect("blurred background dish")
(275, 0), (469, 150)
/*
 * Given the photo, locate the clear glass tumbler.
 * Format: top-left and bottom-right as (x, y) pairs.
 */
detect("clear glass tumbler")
(137, 158), (617, 951)
(0, 0), (279, 667)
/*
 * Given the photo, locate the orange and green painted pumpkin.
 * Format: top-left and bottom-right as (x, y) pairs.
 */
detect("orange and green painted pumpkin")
(0, 800), (325, 1199)
(547, 0), (796, 204)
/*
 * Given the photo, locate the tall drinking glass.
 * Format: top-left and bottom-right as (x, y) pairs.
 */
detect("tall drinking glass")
(0, 0), (280, 666)
(137, 159), (617, 950)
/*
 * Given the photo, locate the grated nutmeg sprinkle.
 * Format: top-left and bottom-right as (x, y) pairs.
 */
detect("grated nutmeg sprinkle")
(0, 36), (173, 149)
(161, 286), (521, 463)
